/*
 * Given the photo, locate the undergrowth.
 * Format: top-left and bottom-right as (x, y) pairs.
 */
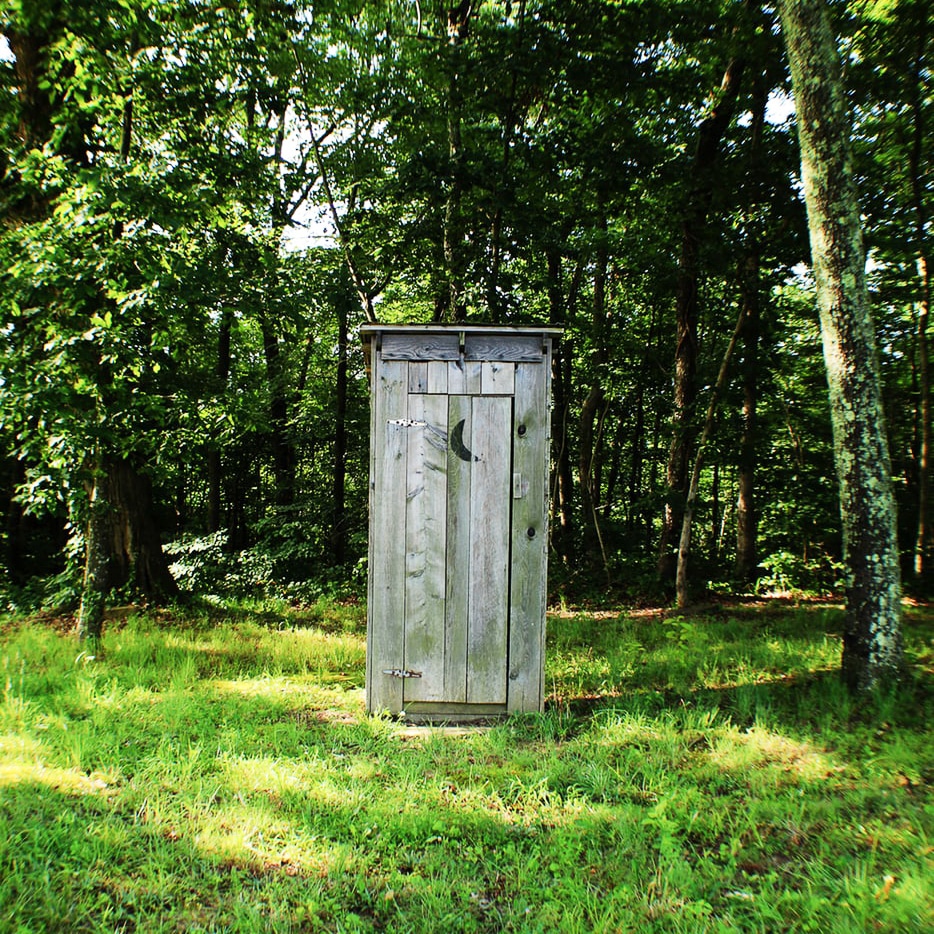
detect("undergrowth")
(0, 597), (930, 932)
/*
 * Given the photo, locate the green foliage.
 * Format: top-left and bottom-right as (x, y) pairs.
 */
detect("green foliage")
(0, 599), (930, 931)
(163, 532), (271, 597)
(0, 0), (928, 607)
(163, 528), (335, 604)
(756, 551), (846, 596)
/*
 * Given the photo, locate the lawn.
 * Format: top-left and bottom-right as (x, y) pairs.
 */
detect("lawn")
(0, 597), (930, 932)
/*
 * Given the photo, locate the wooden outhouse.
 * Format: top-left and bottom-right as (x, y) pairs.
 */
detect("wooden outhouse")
(362, 325), (561, 720)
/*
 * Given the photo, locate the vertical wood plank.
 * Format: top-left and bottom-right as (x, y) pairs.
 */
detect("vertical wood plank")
(367, 357), (408, 714)
(465, 360), (482, 394)
(402, 393), (448, 703)
(448, 360), (467, 394)
(365, 340), (378, 710)
(481, 361), (515, 395)
(508, 359), (550, 712)
(444, 395), (471, 702)
(427, 361), (449, 394)
(408, 362), (428, 393)
(467, 395), (512, 704)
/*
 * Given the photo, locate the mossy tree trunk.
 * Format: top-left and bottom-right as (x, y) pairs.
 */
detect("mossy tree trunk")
(780, 0), (903, 691)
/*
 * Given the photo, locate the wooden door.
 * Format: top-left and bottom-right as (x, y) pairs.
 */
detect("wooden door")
(366, 332), (556, 718)
(402, 394), (513, 710)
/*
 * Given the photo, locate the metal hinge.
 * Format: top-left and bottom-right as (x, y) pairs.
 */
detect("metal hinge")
(388, 419), (427, 428)
(383, 668), (423, 679)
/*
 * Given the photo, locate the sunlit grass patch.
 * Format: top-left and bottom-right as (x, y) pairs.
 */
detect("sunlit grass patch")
(191, 798), (351, 875)
(0, 761), (114, 794)
(706, 724), (839, 784)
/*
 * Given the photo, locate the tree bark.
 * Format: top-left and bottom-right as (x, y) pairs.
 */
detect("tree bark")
(657, 56), (745, 582)
(627, 377), (646, 535)
(677, 305), (745, 608)
(627, 304), (660, 542)
(781, 0), (903, 691)
(603, 416), (626, 522)
(906, 10), (932, 582)
(735, 75), (767, 584)
(915, 250), (932, 581)
(331, 276), (352, 565)
(735, 248), (761, 583)
(207, 303), (233, 534)
(579, 210), (609, 563)
(78, 455), (178, 642)
(258, 293), (296, 508)
(546, 247), (575, 557)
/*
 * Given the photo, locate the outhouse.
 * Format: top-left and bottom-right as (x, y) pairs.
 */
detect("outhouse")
(362, 325), (561, 720)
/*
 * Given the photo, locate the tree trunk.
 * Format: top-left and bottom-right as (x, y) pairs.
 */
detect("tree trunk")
(331, 277), (352, 565)
(628, 305), (659, 540)
(546, 247), (574, 557)
(735, 249), (761, 583)
(735, 76), (767, 584)
(227, 460), (250, 552)
(710, 462), (721, 558)
(106, 458), (178, 597)
(915, 251), (932, 581)
(486, 0), (527, 318)
(603, 416), (626, 522)
(658, 56), (745, 582)
(676, 305), (745, 608)
(781, 0), (903, 691)
(77, 455), (178, 642)
(579, 236), (608, 560)
(207, 304), (233, 534)
(77, 467), (111, 646)
(907, 12), (932, 582)
(627, 378), (646, 535)
(442, 1), (472, 322)
(259, 303), (296, 508)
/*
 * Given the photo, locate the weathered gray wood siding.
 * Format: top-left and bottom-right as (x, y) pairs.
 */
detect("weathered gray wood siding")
(508, 360), (551, 712)
(367, 358), (408, 714)
(365, 327), (559, 718)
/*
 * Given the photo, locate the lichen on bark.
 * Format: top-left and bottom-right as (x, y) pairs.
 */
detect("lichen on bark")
(781, 0), (904, 691)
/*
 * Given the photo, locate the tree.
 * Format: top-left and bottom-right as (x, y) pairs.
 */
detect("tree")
(657, 51), (746, 582)
(780, 0), (903, 690)
(1, 0), (185, 639)
(0, 0), (923, 613)
(846, 0), (933, 587)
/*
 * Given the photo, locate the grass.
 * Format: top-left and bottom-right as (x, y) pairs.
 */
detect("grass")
(0, 596), (930, 933)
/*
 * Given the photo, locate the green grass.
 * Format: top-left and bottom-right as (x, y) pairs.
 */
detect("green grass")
(0, 597), (930, 933)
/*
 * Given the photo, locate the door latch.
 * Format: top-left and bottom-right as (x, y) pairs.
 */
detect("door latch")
(382, 668), (423, 679)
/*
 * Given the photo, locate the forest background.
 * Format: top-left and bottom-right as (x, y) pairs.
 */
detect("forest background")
(1, 0), (931, 633)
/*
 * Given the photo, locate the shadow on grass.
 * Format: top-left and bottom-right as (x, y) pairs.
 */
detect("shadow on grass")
(174, 594), (368, 634)
(546, 597), (934, 739)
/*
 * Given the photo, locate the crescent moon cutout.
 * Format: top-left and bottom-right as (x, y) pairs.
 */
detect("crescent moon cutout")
(450, 418), (478, 462)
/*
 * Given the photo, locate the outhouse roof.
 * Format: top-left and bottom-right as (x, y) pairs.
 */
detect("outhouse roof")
(361, 324), (563, 369)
